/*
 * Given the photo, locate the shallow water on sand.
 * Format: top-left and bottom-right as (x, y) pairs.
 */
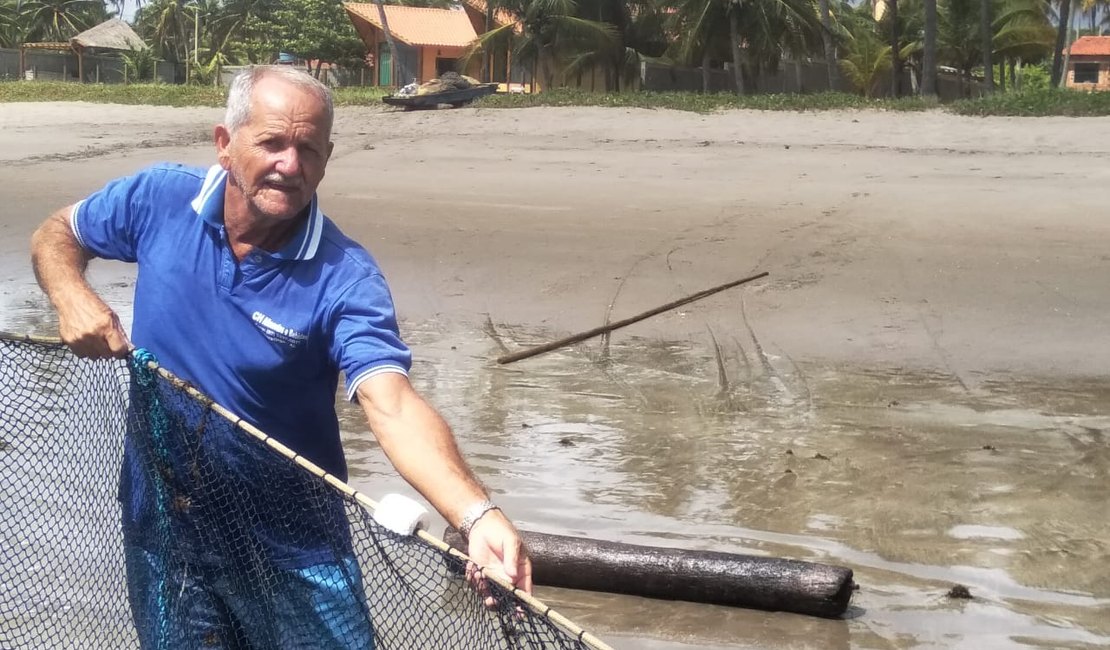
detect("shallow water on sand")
(4, 297), (1108, 649)
(340, 321), (1110, 650)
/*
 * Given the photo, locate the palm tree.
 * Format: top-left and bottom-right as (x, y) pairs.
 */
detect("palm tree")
(198, 0), (258, 65)
(839, 1), (892, 95)
(574, 0), (668, 91)
(839, 17), (892, 96)
(922, 0), (938, 95)
(668, 0), (732, 91)
(213, 0), (275, 62)
(672, 0), (824, 95)
(669, 0), (750, 94)
(0, 0), (21, 48)
(1050, 0), (1071, 84)
(820, 0), (837, 87)
(736, 0), (825, 90)
(1078, 0), (1106, 31)
(19, 0), (103, 42)
(134, 0), (190, 62)
(993, 0), (1055, 86)
(465, 0), (616, 91)
(936, 0), (972, 92)
(667, 0), (731, 91)
(888, 0), (900, 96)
(981, 0), (994, 91)
(727, 0), (743, 93)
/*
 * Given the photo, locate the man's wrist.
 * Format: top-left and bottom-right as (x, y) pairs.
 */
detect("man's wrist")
(458, 499), (500, 538)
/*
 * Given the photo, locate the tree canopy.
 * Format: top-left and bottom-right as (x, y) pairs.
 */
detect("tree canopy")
(1, 0), (1072, 94)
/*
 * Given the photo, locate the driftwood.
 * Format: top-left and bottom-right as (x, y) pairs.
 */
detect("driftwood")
(496, 271), (770, 365)
(444, 528), (855, 619)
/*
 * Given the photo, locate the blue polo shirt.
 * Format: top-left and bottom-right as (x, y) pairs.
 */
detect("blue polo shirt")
(72, 163), (411, 564)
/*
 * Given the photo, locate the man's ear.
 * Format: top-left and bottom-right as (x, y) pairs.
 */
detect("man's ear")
(214, 125), (232, 170)
(326, 141), (335, 161)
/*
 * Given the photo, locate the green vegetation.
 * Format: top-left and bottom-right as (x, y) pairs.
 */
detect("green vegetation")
(476, 89), (933, 112)
(0, 80), (389, 106)
(0, 80), (228, 105)
(332, 85), (392, 106)
(950, 87), (1110, 116)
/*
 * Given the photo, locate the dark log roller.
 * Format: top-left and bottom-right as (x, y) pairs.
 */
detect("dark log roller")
(444, 528), (855, 618)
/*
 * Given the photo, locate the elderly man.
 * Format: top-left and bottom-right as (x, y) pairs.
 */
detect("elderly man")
(31, 66), (529, 648)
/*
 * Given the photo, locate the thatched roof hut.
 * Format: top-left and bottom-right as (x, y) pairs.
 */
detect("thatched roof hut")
(19, 18), (148, 82)
(70, 18), (147, 52)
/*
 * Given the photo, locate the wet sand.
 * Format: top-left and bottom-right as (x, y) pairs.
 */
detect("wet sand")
(1, 101), (1109, 649)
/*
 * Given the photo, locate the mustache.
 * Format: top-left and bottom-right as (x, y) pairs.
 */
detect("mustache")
(263, 173), (301, 188)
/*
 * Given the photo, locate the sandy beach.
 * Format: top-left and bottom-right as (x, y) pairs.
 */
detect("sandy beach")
(1, 101), (1108, 649)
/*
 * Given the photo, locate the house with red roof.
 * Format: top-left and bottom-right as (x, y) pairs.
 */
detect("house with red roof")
(1066, 36), (1110, 92)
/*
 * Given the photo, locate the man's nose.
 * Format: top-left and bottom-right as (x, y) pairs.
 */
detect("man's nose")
(275, 147), (301, 176)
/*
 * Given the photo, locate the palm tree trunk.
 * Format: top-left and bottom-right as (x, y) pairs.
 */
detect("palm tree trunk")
(889, 0), (901, 97)
(539, 46), (555, 90)
(373, 0), (404, 85)
(1051, 0), (1072, 86)
(819, 0), (837, 89)
(482, 3), (492, 82)
(1061, 6), (1076, 83)
(997, 59), (1005, 91)
(981, 0), (993, 92)
(728, 4), (745, 95)
(702, 49), (711, 93)
(923, 0), (937, 96)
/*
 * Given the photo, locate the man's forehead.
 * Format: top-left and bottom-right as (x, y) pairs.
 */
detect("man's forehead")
(244, 80), (329, 130)
(251, 78), (323, 110)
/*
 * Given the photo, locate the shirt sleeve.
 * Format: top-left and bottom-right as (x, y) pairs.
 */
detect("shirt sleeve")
(328, 274), (413, 402)
(71, 169), (158, 263)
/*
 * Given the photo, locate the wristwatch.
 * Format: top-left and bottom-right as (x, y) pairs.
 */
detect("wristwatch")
(458, 500), (500, 538)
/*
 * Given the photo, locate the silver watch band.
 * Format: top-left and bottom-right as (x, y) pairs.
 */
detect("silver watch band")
(458, 500), (500, 538)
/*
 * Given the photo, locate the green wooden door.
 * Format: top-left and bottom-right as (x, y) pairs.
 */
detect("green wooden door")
(378, 42), (392, 87)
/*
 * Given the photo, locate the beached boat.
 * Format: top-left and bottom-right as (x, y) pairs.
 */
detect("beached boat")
(382, 83), (498, 110)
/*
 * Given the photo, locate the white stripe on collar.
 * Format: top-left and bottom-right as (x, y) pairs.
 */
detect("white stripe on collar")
(190, 165), (227, 214)
(296, 198), (324, 260)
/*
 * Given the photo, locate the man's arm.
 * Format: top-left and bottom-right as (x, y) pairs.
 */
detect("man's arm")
(356, 373), (532, 598)
(31, 206), (131, 359)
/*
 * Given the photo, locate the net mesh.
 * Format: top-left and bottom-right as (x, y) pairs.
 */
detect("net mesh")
(0, 335), (604, 650)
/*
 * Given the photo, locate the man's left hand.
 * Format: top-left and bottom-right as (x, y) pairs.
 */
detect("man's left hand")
(465, 510), (532, 608)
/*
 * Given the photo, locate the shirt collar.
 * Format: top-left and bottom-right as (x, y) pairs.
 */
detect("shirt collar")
(189, 164), (324, 261)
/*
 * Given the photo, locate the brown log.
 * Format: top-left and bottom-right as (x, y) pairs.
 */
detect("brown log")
(444, 528), (855, 618)
(496, 271), (770, 365)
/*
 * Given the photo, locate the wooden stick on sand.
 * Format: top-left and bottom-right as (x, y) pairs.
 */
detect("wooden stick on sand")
(497, 271), (769, 365)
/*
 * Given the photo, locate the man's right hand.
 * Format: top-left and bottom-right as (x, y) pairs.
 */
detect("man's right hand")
(32, 206), (132, 360)
(56, 292), (132, 359)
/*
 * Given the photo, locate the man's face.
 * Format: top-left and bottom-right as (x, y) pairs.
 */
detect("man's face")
(217, 77), (333, 223)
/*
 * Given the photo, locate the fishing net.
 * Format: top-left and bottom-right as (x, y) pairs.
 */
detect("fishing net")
(0, 334), (608, 650)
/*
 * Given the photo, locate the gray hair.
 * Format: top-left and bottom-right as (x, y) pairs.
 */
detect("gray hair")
(224, 65), (334, 135)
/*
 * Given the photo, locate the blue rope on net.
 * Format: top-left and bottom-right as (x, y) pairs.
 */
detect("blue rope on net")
(129, 348), (173, 650)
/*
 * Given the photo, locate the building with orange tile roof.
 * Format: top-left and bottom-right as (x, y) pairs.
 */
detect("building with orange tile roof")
(344, 2), (534, 91)
(1066, 36), (1110, 91)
